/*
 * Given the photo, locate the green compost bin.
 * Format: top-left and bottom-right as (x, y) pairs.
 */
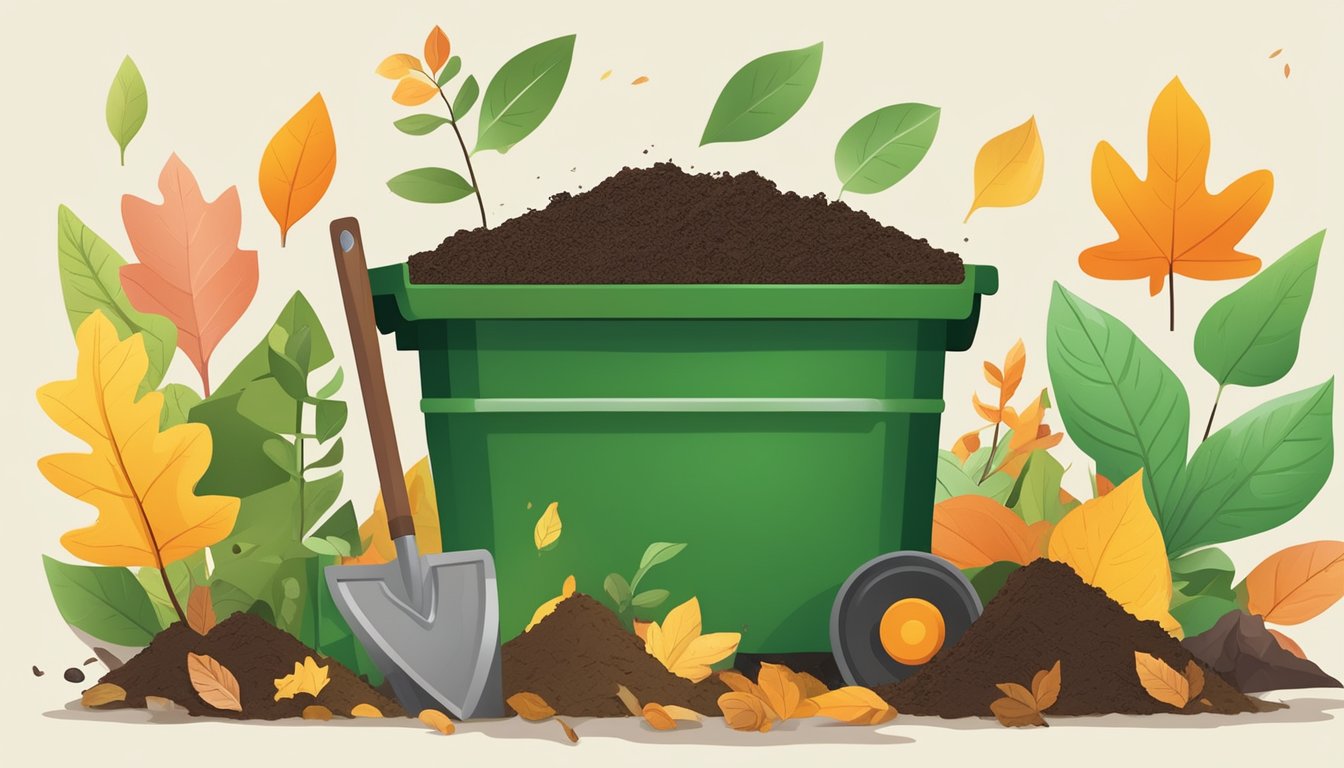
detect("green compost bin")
(370, 264), (998, 654)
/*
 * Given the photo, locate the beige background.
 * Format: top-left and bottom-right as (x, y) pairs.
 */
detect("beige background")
(1, 0), (1341, 763)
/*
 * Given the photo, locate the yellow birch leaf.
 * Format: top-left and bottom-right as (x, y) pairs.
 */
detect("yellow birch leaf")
(187, 652), (243, 712)
(1133, 652), (1190, 708)
(393, 73), (439, 106)
(809, 686), (895, 725)
(273, 656), (331, 701)
(1048, 471), (1181, 636)
(377, 53), (422, 79)
(525, 574), (576, 631)
(259, 93), (337, 247)
(644, 597), (740, 683)
(419, 708), (456, 734)
(343, 457), (440, 565)
(533, 501), (562, 551)
(965, 116), (1044, 222)
(38, 312), (239, 568)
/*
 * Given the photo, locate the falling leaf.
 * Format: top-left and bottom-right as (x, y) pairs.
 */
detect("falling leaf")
(508, 691), (557, 721)
(81, 683), (127, 708)
(273, 656), (331, 701)
(302, 704), (333, 720)
(187, 652), (243, 712)
(419, 708), (456, 734)
(525, 574), (576, 631)
(377, 53), (422, 79)
(632, 76), (649, 85)
(1184, 661), (1205, 699)
(701, 43), (823, 146)
(835, 103), (940, 196)
(352, 703), (383, 718)
(558, 718), (579, 743)
(965, 116), (1044, 221)
(1268, 48), (1283, 58)
(809, 686), (897, 725)
(600, 69), (612, 80)
(186, 585), (216, 635)
(38, 312), (239, 569)
(1048, 471), (1182, 635)
(533, 501), (562, 551)
(1080, 78), (1271, 327)
(644, 597), (741, 682)
(933, 495), (1043, 569)
(474, 35), (577, 154)
(615, 684), (642, 716)
(719, 692), (773, 732)
(1268, 629), (1307, 660)
(424, 26), (451, 74)
(1134, 652), (1190, 708)
(1243, 541), (1344, 625)
(120, 154), (259, 395)
(343, 457), (441, 565)
(1283, 63), (1291, 78)
(758, 663), (820, 719)
(393, 72), (441, 106)
(105, 56), (147, 166)
(259, 93), (337, 247)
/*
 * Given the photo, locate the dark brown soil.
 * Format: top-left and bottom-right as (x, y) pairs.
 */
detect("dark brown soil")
(877, 560), (1268, 717)
(502, 593), (727, 717)
(1184, 611), (1341, 693)
(408, 163), (964, 285)
(96, 613), (404, 720)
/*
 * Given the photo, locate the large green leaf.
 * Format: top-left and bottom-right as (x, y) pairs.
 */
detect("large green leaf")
(1170, 547), (1236, 600)
(387, 168), (475, 204)
(105, 55), (147, 165)
(1171, 595), (1239, 637)
(44, 556), (161, 646)
(1195, 230), (1323, 389)
(474, 35), (576, 154)
(214, 292), (333, 397)
(1163, 379), (1334, 555)
(192, 391), (290, 496)
(1046, 283), (1189, 518)
(135, 552), (206, 628)
(935, 448), (1013, 504)
(700, 42), (823, 146)
(834, 103), (940, 196)
(57, 205), (176, 394)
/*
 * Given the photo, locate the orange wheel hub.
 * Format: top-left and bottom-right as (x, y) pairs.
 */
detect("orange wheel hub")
(878, 597), (946, 665)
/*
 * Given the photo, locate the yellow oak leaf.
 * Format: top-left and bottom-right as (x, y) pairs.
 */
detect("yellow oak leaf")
(644, 597), (740, 683)
(1048, 471), (1181, 636)
(533, 501), (562, 551)
(965, 116), (1044, 221)
(342, 456), (441, 565)
(38, 312), (239, 569)
(525, 574), (576, 632)
(273, 656), (330, 701)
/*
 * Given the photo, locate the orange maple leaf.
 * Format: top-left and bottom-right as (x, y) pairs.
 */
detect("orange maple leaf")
(1080, 77), (1272, 330)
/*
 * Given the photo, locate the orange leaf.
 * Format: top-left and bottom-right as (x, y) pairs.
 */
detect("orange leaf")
(393, 72), (440, 106)
(983, 361), (1004, 388)
(186, 585), (216, 635)
(186, 652), (243, 712)
(419, 708), (456, 734)
(1268, 629), (1307, 660)
(795, 671), (830, 698)
(424, 26), (451, 74)
(1244, 541), (1344, 625)
(972, 392), (1001, 423)
(1001, 339), (1026, 404)
(1080, 78), (1271, 308)
(1095, 472), (1116, 497)
(259, 93), (337, 247)
(990, 696), (1045, 727)
(757, 663), (819, 720)
(1184, 661), (1205, 700)
(809, 686), (895, 725)
(642, 703), (677, 730)
(507, 692), (556, 721)
(718, 691), (772, 732)
(933, 496), (1041, 569)
(558, 718), (579, 743)
(120, 155), (258, 396)
(632, 76), (650, 85)
(1134, 652), (1189, 708)
(82, 683), (127, 708)
(1283, 63), (1291, 79)
(1031, 661), (1061, 710)
(351, 703), (383, 718)
(951, 430), (982, 461)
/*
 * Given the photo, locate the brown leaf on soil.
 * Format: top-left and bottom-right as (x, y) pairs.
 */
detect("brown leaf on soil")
(144, 695), (185, 712)
(351, 703), (383, 718)
(719, 691), (773, 732)
(990, 662), (1060, 727)
(1031, 660), (1061, 710)
(990, 696), (1046, 727)
(795, 671), (830, 698)
(615, 684), (642, 716)
(1184, 661), (1206, 700)
(419, 709), (456, 734)
(186, 586), (216, 635)
(642, 703), (678, 730)
(186, 652), (243, 712)
(558, 718), (579, 743)
(302, 704), (333, 721)
(508, 691), (557, 721)
(758, 663), (819, 719)
(809, 686), (895, 725)
(81, 682), (127, 708)
(1134, 652), (1190, 708)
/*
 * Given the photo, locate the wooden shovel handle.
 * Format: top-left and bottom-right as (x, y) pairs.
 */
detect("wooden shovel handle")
(329, 218), (416, 540)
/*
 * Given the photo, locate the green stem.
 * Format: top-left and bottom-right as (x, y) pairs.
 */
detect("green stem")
(295, 402), (306, 539)
(433, 78), (488, 229)
(1202, 384), (1224, 442)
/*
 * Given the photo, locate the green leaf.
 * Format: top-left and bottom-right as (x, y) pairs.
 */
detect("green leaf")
(1008, 451), (1067, 525)
(1163, 379), (1334, 555)
(436, 55), (462, 86)
(1171, 596), (1239, 637)
(935, 449), (1013, 504)
(394, 114), (452, 136)
(135, 554), (206, 628)
(638, 542), (687, 572)
(304, 501), (361, 557)
(388, 167), (475, 204)
(474, 34), (576, 154)
(158, 383), (201, 430)
(834, 103), (940, 196)
(209, 579), (254, 621)
(191, 392), (291, 496)
(57, 205), (176, 394)
(236, 377), (301, 435)
(969, 561), (1020, 607)
(699, 42), (823, 146)
(453, 74), (480, 118)
(105, 55), (147, 165)
(285, 325), (312, 371)
(315, 367), (344, 399)
(268, 348), (308, 400)
(1170, 547), (1236, 600)
(306, 437), (344, 471)
(1046, 282), (1189, 520)
(316, 399), (348, 442)
(214, 292), (334, 397)
(604, 572), (632, 610)
(1195, 230), (1324, 389)
(43, 556), (161, 646)
(303, 472), (344, 525)
(632, 589), (670, 609)
(262, 437), (299, 476)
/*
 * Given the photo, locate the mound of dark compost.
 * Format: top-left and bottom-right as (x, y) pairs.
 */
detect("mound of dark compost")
(408, 163), (964, 285)
(877, 560), (1268, 717)
(95, 613), (403, 720)
(503, 593), (727, 717)
(1184, 611), (1341, 693)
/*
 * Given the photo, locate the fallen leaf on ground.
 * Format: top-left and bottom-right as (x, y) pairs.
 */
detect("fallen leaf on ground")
(644, 597), (741, 682)
(795, 671), (830, 698)
(186, 585), (216, 635)
(642, 703), (677, 730)
(615, 684), (642, 716)
(187, 652), (243, 712)
(1134, 652), (1191, 708)
(351, 703), (383, 718)
(965, 116), (1044, 221)
(1243, 541), (1344, 625)
(809, 686), (896, 725)
(508, 691), (557, 721)
(526, 574), (576, 631)
(1268, 48), (1283, 58)
(718, 670), (767, 699)
(81, 683), (127, 708)
(719, 692), (773, 732)
(1032, 660), (1061, 709)
(758, 662), (819, 719)
(258, 93), (337, 247)
(558, 718), (579, 743)
(990, 661), (1059, 727)
(533, 501), (562, 551)
(1185, 660), (1205, 699)
(273, 656), (330, 701)
(419, 708), (456, 734)
(302, 704), (333, 720)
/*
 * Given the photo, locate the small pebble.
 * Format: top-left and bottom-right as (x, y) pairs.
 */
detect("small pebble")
(83, 657), (97, 666)
(64, 667), (85, 683)
(32, 666), (43, 677)
(963, 237), (969, 242)
(642, 149), (649, 155)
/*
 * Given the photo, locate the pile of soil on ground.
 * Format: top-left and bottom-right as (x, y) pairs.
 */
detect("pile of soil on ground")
(503, 593), (727, 717)
(408, 163), (964, 285)
(96, 613), (404, 720)
(877, 560), (1267, 717)
(1184, 611), (1341, 693)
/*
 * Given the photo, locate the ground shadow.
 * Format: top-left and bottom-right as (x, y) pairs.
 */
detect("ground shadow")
(896, 694), (1342, 731)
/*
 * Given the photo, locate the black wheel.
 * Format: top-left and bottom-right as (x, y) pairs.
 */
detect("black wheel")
(830, 551), (981, 687)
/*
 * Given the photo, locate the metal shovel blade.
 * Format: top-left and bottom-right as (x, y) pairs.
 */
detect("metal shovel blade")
(325, 543), (505, 719)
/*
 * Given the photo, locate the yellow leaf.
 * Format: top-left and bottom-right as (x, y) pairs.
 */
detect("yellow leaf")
(273, 656), (331, 701)
(533, 501), (562, 551)
(718, 692), (772, 732)
(507, 691), (556, 721)
(393, 73), (440, 106)
(424, 26), (451, 74)
(1001, 339), (1026, 403)
(525, 574), (576, 631)
(38, 312), (239, 569)
(342, 457), (440, 565)
(950, 429), (982, 461)
(186, 584), (216, 635)
(614, 683), (642, 716)
(1048, 471), (1182, 636)
(351, 703), (383, 718)
(187, 652), (243, 712)
(600, 69), (612, 80)
(661, 704), (701, 721)
(644, 597), (740, 683)
(757, 663), (818, 720)
(972, 392), (1001, 422)
(419, 708), (456, 734)
(259, 93), (337, 247)
(809, 686), (896, 725)
(933, 495), (1042, 569)
(1243, 541), (1344, 625)
(965, 116), (1044, 222)
(794, 671), (830, 698)
(1133, 652), (1190, 708)
(302, 704), (333, 720)
(82, 683), (127, 708)
(377, 53), (422, 79)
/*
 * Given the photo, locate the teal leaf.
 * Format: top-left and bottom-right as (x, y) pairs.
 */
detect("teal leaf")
(436, 55), (462, 86)
(158, 383), (201, 430)
(1195, 230), (1324, 389)
(305, 437), (344, 471)
(387, 167), (474, 204)
(453, 75), (480, 119)
(604, 572), (632, 610)
(631, 589), (670, 609)
(700, 42), (823, 146)
(106, 55), (147, 165)
(1008, 450), (1067, 525)
(315, 399), (348, 442)
(1163, 379), (1333, 555)
(1046, 282), (1189, 519)
(834, 103), (940, 196)
(394, 114), (452, 136)
(57, 205), (176, 394)
(44, 556), (161, 646)
(935, 449), (1014, 504)
(474, 35), (576, 154)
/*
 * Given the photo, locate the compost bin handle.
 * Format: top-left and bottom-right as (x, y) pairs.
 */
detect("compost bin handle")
(329, 217), (417, 541)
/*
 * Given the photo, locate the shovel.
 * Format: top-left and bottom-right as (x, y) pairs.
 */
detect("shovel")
(323, 217), (504, 720)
